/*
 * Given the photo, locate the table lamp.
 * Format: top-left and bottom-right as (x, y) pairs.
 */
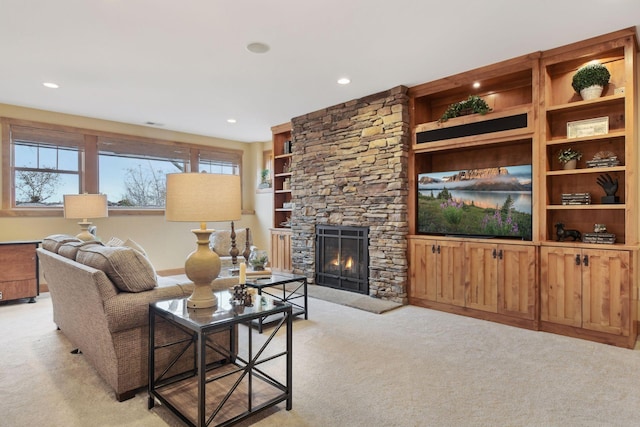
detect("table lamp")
(165, 173), (241, 309)
(63, 193), (109, 241)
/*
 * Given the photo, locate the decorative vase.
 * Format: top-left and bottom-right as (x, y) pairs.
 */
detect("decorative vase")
(248, 249), (268, 271)
(563, 159), (578, 170)
(580, 85), (604, 100)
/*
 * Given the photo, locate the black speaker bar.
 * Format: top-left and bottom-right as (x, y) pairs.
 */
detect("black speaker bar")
(417, 113), (528, 144)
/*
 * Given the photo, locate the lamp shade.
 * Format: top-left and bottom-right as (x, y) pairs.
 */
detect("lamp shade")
(63, 194), (108, 219)
(165, 173), (241, 222)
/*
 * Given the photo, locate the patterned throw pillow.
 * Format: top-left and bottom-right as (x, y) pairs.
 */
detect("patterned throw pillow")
(105, 236), (147, 256)
(105, 236), (125, 247)
(57, 240), (104, 260)
(123, 238), (147, 257)
(42, 234), (82, 253)
(76, 245), (157, 293)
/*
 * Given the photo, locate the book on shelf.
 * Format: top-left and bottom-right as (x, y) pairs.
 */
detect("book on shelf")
(561, 193), (591, 205)
(582, 233), (616, 244)
(586, 157), (620, 168)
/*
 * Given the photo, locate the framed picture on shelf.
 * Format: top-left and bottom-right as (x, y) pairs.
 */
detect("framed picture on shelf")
(567, 116), (609, 139)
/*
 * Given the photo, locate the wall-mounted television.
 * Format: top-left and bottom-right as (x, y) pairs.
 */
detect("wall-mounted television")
(417, 165), (532, 240)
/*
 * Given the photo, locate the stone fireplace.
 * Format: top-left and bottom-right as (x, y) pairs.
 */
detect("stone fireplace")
(289, 86), (410, 303)
(316, 225), (369, 294)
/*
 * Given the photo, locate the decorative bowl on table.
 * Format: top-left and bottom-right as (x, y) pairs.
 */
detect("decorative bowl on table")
(248, 249), (268, 271)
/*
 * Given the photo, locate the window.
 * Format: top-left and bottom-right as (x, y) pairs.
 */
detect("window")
(9, 125), (84, 207)
(198, 149), (240, 175)
(2, 119), (243, 212)
(98, 136), (190, 208)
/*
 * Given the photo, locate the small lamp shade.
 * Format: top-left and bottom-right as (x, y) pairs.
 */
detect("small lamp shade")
(63, 194), (108, 241)
(165, 173), (242, 309)
(63, 194), (108, 220)
(165, 173), (241, 223)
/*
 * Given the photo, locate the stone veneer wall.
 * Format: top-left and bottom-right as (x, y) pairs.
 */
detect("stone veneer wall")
(290, 86), (410, 303)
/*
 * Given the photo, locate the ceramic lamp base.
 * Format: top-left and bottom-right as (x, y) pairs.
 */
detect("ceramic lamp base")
(185, 229), (221, 309)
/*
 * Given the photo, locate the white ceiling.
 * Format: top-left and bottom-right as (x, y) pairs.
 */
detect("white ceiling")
(1, 1), (639, 143)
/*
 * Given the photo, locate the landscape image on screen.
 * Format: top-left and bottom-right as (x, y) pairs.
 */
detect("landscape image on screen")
(417, 165), (532, 240)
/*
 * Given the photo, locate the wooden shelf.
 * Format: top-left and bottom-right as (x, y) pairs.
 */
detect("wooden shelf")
(271, 122), (294, 272)
(408, 27), (639, 348)
(546, 165), (625, 175)
(545, 93), (625, 113)
(545, 130), (626, 146)
(546, 204), (626, 210)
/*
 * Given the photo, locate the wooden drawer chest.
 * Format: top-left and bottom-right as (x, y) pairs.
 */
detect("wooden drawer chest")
(0, 241), (40, 303)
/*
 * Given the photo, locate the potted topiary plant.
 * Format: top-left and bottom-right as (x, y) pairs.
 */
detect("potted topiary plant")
(439, 95), (491, 122)
(571, 62), (610, 100)
(557, 147), (582, 170)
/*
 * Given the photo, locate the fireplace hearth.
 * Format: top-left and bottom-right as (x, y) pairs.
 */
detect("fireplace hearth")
(316, 225), (369, 294)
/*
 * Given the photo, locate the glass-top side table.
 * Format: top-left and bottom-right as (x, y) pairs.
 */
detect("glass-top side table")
(244, 273), (308, 333)
(148, 292), (292, 427)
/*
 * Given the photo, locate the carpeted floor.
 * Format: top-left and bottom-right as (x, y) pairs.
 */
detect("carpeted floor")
(2, 293), (640, 426)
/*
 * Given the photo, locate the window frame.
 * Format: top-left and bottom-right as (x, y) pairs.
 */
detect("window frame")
(1, 118), (243, 216)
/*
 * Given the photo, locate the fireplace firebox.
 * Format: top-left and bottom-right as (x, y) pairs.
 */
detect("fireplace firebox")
(315, 225), (369, 294)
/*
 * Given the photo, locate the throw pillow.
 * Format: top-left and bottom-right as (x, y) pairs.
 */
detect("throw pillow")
(58, 240), (104, 260)
(105, 236), (125, 247)
(123, 238), (147, 257)
(42, 234), (82, 253)
(76, 245), (157, 293)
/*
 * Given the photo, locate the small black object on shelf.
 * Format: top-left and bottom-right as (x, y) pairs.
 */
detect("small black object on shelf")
(596, 173), (620, 204)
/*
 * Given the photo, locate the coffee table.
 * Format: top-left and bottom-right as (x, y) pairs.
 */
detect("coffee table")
(148, 292), (292, 427)
(245, 273), (308, 333)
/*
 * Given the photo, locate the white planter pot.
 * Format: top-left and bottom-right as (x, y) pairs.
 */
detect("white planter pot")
(580, 85), (604, 100)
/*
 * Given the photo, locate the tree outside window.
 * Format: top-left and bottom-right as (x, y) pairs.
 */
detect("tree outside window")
(12, 139), (80, 206)
(5, 120), (242, 211)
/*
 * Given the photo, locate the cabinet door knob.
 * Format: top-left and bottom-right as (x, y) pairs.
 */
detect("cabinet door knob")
(492, 249), (497, 259)
(437, 245), (441, 254)
(583, 255), (589, 266)
(575, 254), (581, 266)
(498, 249), (503, 260)
(432, 245), (436, 253)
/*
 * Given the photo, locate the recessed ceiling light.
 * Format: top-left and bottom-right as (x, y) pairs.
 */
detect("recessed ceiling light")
(473, 82), (480, 89)
(246, 42), (270, 54)
(337, 77), (351, 85)
(227, 118), (237, 124)
(43, 82), (59, 89)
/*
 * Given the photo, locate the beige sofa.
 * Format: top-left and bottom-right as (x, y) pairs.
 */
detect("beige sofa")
(37, 235), (238, 401)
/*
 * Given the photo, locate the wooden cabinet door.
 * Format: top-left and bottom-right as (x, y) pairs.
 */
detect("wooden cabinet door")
(0, 243), (38, 301)
(270, 230), (292, 273)
(409, 238), (437, 301)
(465, 242), (497, 313)
(436, 240), (465, 306)
(582, 249), (631, 336)
(540, 246), (582, 327)
(498, 244), (536, 320)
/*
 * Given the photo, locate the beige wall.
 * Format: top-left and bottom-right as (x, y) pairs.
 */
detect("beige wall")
(0, 103), (275, 270)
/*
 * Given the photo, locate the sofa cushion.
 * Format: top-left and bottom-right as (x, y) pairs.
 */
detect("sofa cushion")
(42, 234), (82, 253)
(58, 240), (104, 260)
(76, 245), (157, 293)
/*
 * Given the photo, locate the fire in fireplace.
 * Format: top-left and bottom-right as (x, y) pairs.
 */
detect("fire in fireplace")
(316, 225), (369, 294)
